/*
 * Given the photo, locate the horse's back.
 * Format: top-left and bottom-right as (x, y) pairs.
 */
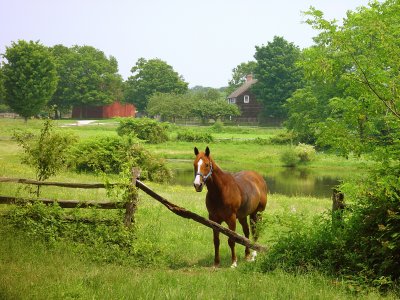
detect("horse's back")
(233, 171), (267, 218)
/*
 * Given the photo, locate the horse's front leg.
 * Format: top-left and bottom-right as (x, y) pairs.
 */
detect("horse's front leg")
(212, 227), (220, 267)
(210, 216), (222, 267)
(226, 215), (237, 268)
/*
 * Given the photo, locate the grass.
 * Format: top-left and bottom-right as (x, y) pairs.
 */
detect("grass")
(0, 118), (394, 299)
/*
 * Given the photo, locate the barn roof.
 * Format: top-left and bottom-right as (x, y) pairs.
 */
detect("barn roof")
(227, 78), (258, 98)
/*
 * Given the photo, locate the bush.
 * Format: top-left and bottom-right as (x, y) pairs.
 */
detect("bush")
(296, 143), (316, 162)
(68, 136), (172, 182)
(211, 120), (224, 132)
(280, 144), (316, 167)
(280, 148), (299, 167)
(117, 117), (169, 144)
(269, 131), (295, 145)
(176, 129), (214, 143)
(256, 163), (400, 292)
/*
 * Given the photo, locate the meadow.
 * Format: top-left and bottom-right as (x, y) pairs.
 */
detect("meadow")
(0, 118), (394, 299)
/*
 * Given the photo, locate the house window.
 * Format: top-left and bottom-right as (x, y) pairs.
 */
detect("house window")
(244, 95), (250, 103)
(229, 98), (236, 104)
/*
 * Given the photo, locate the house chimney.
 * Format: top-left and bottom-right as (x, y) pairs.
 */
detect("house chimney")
(246, 74), (253, 82)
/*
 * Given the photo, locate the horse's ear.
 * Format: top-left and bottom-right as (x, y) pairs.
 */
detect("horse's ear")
(194, 147), (199, 156)
(205, 146), (210, 157)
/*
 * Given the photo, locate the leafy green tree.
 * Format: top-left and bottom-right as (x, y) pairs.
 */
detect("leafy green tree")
(226, 61), (257, 96)
(299, 2), (400, 156)
(281, 0), (400, 285)
(13, 120), (77, 195)
(124, 58), (188, 112)
(147, 93), (193, 122)
(49, 45), (123, 118)
(2, 40), (58, 121)
(191, 98), (240, 123)
(0, 65), (8, 112)
(252, 36), (303, 119)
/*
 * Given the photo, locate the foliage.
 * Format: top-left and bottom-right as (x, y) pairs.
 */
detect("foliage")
(49, 45), (123, 118)
(13, 119), (77, 183)
(124, 58), (188, 112)
(296, 143), (316, 162)
(176, 129), (214, 143)
(191, 98), (240, 123)
(2, 40), (58, 121)
(253, 36), (303, 119)
(280, 147), (299, 167)
(68, 135), (172, 182)
(226, 61), (257, 96)
(267, 1), (400, 289)
(147, 91), (239, 123)
(257, 162), (400, 291)
(280, 143), (316, 167)
(147, 92), (193, 122)
(116, 117), (169, 144)
(5, 201), (140, 264)
(269, 130), (295, 145)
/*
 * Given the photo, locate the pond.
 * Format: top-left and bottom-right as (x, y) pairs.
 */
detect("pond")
(171, 167), (341, 198)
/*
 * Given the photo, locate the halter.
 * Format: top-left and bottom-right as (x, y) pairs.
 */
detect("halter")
(195, 162), (213, 183)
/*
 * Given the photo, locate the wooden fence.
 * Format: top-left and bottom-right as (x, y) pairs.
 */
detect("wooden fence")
(0, 172), (267, 252)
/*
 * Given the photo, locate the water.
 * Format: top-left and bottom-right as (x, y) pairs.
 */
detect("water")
(172, 167), (341, 198)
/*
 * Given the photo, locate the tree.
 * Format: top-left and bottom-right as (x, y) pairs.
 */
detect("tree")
(124, 58), (188, 112)
(252, 36), (303, 119)
(287, 1), (400, 284)
(49, 45), (123, 118)
(2, 40), (58, 121)
(147, 93), (193, 122)
(226, 61), (257, 96)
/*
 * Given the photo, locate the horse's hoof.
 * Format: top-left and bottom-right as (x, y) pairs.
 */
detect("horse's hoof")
(251, 251), (257, 262)
(230, 261), (238, 268)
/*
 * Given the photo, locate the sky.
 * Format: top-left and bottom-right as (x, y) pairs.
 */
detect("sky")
(0, 0), (371, 88)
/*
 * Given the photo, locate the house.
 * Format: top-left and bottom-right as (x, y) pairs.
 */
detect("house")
(227, 74), (263, 124)
(72, 101), (136, 119)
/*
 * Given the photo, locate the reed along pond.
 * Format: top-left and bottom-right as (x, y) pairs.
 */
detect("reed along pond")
(172, 167), (341, 198)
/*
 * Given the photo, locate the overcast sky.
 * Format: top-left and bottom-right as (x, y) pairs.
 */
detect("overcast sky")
(0, 0), (370, 88)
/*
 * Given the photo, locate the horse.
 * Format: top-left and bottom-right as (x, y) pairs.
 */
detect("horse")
(193, 146), (268, 268)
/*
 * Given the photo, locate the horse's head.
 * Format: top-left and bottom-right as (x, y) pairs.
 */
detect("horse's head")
(193, 146), (213, 192)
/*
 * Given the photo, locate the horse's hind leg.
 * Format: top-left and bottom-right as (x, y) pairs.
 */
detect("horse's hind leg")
(249, 212), (262, 261)
(238, 217), (251, 260)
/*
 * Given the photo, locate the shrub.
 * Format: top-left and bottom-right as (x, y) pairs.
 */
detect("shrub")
(280, 148), (299, 167)
(68, 136), (172, 182)
(117, 117), (169, 144)
(280, 144), (316, 167)
(295, 143), (316, 163)
(269, 131), (295, 145)
(211, 120), (224, 132)
(176, 129), (214, 143)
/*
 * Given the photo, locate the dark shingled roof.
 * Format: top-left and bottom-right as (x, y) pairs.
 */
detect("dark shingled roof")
(228, 79), (257, 98)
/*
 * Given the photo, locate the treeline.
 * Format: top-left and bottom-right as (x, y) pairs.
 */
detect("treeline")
(0, 42), (236, 122)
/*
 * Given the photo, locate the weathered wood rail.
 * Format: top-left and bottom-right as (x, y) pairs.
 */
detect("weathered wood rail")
(0, 176), (136, 226)
(0, 174), (267, 252)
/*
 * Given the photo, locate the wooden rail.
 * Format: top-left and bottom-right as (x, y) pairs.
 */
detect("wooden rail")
(0, 176), (136, 227)
(0, 175), (268, 252)
(135, 178), (267, 252)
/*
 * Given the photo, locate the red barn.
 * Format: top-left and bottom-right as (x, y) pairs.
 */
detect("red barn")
(72, 101), (136, 119)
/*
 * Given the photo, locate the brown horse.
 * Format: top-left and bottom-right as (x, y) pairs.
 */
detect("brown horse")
(193, 146), (267, 267)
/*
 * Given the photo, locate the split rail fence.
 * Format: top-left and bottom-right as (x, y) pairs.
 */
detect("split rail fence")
(0, 171), (267, 252)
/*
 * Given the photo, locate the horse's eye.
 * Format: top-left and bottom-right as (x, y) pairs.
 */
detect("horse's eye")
(205, 163), (209, 167)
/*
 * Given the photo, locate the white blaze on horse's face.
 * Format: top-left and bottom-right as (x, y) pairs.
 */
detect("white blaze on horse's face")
(193, 159), (203, 192)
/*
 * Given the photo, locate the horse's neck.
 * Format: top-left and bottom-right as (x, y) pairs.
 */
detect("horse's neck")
(206, 159), (226, 192)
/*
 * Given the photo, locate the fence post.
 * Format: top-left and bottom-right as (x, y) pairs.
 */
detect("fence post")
(332, 188), (345, 227)
(123, 168), (140, 227)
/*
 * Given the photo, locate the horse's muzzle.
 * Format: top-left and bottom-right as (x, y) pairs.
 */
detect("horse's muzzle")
(194, 183), (203, 192)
